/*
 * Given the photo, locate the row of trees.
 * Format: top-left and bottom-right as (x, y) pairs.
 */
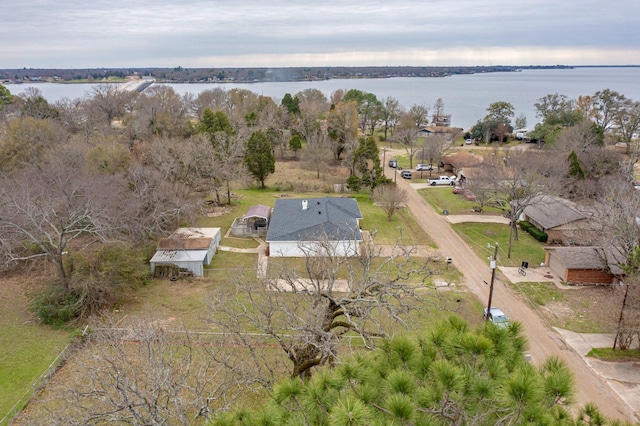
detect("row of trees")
(468, 89), (640, 150)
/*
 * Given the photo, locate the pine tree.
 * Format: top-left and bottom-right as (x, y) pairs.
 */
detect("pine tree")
(244, 130), (275, 188)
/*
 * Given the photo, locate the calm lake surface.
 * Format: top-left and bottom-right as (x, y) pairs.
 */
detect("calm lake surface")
(7, 67), (640, 131)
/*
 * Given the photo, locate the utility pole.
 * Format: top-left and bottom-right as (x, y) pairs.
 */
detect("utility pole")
(382, 147), (387, 171)
(485, 242), (499, 321)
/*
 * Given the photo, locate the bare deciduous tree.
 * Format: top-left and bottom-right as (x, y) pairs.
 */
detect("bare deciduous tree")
(86, 84), (136, 126)
(392, 112), (424, 168)
(119, 163), (197, 239)
(407, 104), (429, 128)
(614, 98), (640, 155)
(0, 159), (116, 290)
(485, 150), (548, 258)
(208, 233), (440, 381)
(35, 316), (243, 425)
(588, 179), (640, 350)
(419, 134), (455, 174)
(380, 96), (402, 140)
(372, 183), (407, 221)
(303, 127), (333, 180)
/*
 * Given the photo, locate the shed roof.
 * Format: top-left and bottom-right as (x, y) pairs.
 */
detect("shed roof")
(150, 249), (208, 263)
(157, 237), (212, 250)
(523, 194), (586, 229)
(266, 197), (362, 242)
(244, 204), (271, 221)
(170, 227), (220, 239)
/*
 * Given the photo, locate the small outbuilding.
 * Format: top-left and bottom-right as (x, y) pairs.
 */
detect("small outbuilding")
(150, 227), (221, 277)
(230, 204), (271, 237)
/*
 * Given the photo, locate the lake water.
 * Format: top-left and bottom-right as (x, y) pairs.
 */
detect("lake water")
(7, 67), (640, 131)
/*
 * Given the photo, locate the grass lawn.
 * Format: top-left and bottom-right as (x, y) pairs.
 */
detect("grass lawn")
(418, 187), (507, 216)
(353, 193), (432, 245)
(0, 273), (71, 425)
(587, 347), (640, 362)
(451, 222), (546, 267)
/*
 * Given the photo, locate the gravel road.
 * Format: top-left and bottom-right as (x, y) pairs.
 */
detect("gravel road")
(384, 157), (638, 422)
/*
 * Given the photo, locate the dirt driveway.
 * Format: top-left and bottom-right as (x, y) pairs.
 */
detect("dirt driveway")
(384, 155), (639, 422)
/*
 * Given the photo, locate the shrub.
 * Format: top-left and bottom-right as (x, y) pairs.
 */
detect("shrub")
(346, 174), (362, 191)
(34, 243), (152, 325)
(519, 220), (548, 242)
(519, 220), (532, 232)
(32, 286), (81, 327)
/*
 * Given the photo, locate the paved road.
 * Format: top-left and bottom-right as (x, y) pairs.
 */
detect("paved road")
(384, 157), (638, 422)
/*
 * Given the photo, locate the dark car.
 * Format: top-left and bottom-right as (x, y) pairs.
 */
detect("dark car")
(401, 170), (412, 179)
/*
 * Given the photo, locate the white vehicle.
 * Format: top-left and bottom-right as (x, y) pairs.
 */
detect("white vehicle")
(515, 128), (529, 140)
(428, 176), (456, 186)
(416, 164), (433, 171)
(483, 307), (510, 328)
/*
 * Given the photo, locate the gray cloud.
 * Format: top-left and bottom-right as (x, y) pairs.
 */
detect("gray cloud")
(1, 0), (638, 68)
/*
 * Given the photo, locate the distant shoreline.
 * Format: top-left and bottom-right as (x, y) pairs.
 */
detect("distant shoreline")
(1, 65), (579, 85)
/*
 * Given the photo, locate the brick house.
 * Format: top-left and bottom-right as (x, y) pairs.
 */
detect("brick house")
(544, 246), (623, 285)
(522, 194), (592, 245)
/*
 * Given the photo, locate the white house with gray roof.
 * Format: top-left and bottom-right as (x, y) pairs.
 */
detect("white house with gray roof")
(266, 197), (363, 257)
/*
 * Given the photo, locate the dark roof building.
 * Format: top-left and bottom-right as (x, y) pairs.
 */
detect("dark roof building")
(523, 194), (586, 231)
(266, 197), (363, 257)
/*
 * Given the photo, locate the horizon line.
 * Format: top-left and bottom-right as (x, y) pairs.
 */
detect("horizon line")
(2, 64), (640, 71)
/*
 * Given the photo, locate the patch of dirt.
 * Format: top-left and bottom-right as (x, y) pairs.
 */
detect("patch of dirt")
(267, 160), (349, 193)
(539, 285), (622, 333)
(205, 206), (232, 217)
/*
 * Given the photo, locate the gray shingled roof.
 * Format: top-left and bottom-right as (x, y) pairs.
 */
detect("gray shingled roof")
(547, 246), (624, 275)
(523, 194), (586, 230)
(266, 197), (362, 242)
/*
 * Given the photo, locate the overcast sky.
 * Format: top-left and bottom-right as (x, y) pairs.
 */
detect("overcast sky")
(2, 0), (639, 69)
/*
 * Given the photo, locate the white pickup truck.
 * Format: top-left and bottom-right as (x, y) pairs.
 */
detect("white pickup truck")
(428, 176), (456, 186)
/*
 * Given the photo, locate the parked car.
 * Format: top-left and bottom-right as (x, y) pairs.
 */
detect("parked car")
(466, 138), (473, 145)
(401, 170), (412, 179)
(483, 307), (510, 328)
(389, 159), (397, 168)
(416, 164), (433, 171)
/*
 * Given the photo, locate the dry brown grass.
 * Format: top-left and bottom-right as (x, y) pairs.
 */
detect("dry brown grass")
(264, 158), (350, 193)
